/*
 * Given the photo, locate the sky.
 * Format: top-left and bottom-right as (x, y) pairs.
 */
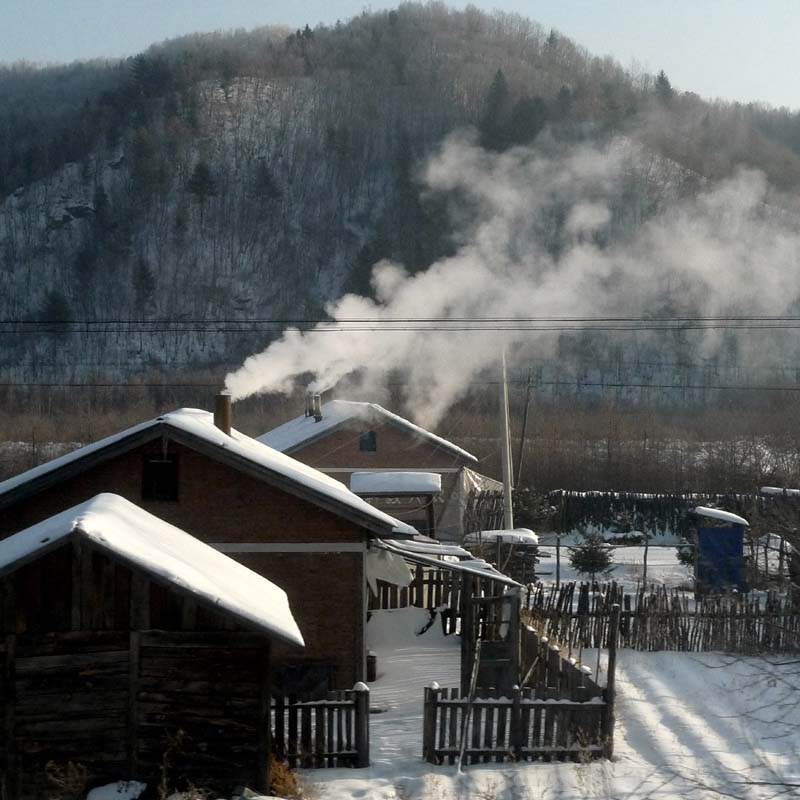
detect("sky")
(0, 0), (797, 110)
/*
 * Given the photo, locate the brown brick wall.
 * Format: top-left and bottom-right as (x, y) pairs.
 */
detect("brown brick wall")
(235, 551), (364, 688)
(291, 419), (475, 471)
(0, 442), (362, 544)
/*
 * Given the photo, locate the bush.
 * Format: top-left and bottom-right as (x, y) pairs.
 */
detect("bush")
(269, 754), (303, 799)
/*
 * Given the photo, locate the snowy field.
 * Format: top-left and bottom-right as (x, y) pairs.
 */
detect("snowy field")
(536, 544), (693, 591)
(305, 607), (800, 800)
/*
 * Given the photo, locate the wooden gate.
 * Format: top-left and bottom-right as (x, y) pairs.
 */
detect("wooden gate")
(460, 580), (521, 693)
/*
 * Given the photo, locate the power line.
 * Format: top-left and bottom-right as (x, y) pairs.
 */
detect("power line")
(9, 316), (800, 324)
(10, 322), (800, 334)
(4, 379), (800, 393)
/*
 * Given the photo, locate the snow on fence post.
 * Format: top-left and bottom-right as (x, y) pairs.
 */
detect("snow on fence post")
(423, 682), (440, 763)
(510, 684), (523, 760)
(353, 682), (370, 768)
(602, 603), (621, 759)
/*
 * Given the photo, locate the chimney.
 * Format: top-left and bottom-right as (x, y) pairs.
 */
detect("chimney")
(305, 392), (314, 418)
(214, 392), (232, 436)
(313, 393), (323, 423)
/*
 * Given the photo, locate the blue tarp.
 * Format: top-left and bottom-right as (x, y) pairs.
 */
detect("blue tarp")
(696, 525), (746, 594)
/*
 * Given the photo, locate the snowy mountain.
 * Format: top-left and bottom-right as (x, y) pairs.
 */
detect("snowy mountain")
(3, 4), (800, 387)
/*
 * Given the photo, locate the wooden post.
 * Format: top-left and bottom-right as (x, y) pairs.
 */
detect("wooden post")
(511, 684), (522, 761)
(353, 682), (370, 768)
(423, 682), (440, 763)
(127, 631), (141, 777)
(458, 638), (482, 772)
(556, 534), (561, 589)
(602, 603), (621, 759)
(509, 589), (522, 686)
(460, 574), (474, 695)
(257, 644), (272, 792)
(71, 536), (83, 629)
(4, 634), (16, 800)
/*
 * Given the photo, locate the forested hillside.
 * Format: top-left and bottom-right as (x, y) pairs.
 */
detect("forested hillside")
(2, 2), (800, 389)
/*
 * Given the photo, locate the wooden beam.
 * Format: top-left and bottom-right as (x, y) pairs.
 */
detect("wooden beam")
(257, 643), (271, 793)
(4, 634), (16, 800)
(128, 631), (140, 777)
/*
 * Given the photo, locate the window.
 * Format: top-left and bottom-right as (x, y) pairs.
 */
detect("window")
(359, 430), (377, 452)
(142, 455), (179, 501)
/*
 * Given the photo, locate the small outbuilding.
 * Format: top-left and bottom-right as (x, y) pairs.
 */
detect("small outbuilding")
(0, 493), (304, 800)
(691, 506), (749, 595)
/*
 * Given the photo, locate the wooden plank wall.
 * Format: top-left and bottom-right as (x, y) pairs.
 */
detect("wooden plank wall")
(12, 632), (129, 799)
(135, 632), (267, 791)
(0, 543), (273, 799)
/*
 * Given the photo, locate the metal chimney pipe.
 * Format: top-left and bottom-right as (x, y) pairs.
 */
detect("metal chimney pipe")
(214, 392), (232, 436)
(313, 393), (323, 423)
(305, 392), (314, 418)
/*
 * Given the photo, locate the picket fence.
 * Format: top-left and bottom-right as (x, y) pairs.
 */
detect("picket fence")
(271, 685), (369, 768)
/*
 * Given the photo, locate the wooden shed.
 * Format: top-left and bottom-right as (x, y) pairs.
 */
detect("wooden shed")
(0, 493), (304, 800)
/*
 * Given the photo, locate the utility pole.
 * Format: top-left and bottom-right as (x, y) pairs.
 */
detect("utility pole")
(500, 349), (514, 530)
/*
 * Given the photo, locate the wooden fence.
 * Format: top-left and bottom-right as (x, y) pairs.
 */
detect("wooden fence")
(368, 565), (463, 634)
(526, 582), (800, 653)
(424, 617), (617, 765)
(422, 685), (606, 764)
(369, 566), (512, 637)
(271, 684), (369, 769)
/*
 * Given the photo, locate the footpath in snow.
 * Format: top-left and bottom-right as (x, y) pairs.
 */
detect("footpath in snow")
(306, 607), (800, 800)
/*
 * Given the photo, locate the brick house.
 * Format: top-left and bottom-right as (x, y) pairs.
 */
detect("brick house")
(258, 398), (502, 541)
(0, 404), (414, 691)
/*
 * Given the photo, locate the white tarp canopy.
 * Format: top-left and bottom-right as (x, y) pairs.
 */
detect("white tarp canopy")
(365, 547), (414, 593)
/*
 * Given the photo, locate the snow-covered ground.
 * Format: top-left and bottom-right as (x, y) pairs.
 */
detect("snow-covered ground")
(305, 607), (800, 800)
(536, 544), (693, 590)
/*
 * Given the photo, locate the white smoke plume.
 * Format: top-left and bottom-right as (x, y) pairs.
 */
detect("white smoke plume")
(225, 129), (800, 427)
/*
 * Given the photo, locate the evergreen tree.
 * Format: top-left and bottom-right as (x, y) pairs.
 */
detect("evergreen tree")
(187, 160), (217, 199)
(251, 161), (282, 202)
(569, 533), (614, 582)
(132, 258), (156, 314)
(508, 95), (548, 146)
(37, 289), (73, 337)
(186, 160), (217, 221)
(655, 70), (674, 105)
(479, 68), (511, 151)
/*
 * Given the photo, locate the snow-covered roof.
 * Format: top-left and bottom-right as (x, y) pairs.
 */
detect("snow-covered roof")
(692, 506), (749, 527)
(761, 486), (800, 497)
(463, 528), (540, 546)
(0, 494), (304, 646)
(258, 400), (478, 463)
(351, 471), (442, 496)
(0, 408), (416, 538)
